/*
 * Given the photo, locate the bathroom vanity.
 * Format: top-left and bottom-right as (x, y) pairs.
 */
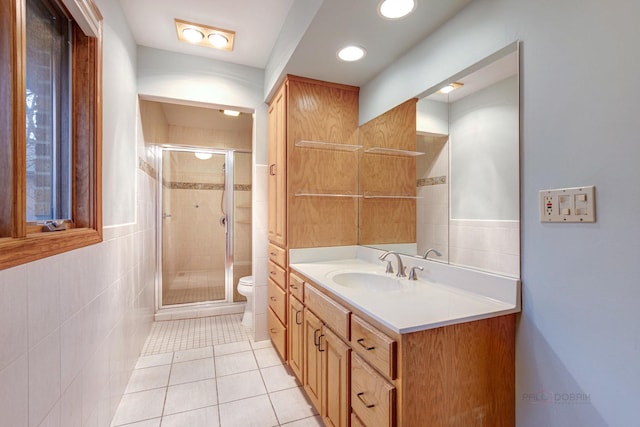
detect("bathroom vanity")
(288, 246), (520, 427)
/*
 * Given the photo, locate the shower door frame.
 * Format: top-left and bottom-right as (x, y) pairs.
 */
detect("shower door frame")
(156, 145), (250, 310)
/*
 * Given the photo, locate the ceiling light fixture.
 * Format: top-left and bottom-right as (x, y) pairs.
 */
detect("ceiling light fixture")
(195, 152), (213, 160)
(378, 0), (416, 19)
(438, 82), (464, 94)
(208, 33), (229, 49)
(337, 46), (366, 62)
(182, 27), (204, 43)
(175, 19), (236, 51)
(223, 109), (240, 117)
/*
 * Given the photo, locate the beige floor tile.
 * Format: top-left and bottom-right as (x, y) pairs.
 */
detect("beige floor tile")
(215, 350), (258, 377)
(168, 358), (215, 386)
(254, 346), (283, 369)
(111, 388), (166, 426)
(134, 353), (174, 369)
(218, 394), (277, 427)
(260, 363), (299, 392)
(173, 346), (213, 363)
(281, 415), (324, 426)
(269, 386), (318, 424)
(161, 406), (219, 427)
(125, 365), (171, 393)
(214, 341), (252, 356)
(164, 379), (218, 415)
(216, 370), (266, 403)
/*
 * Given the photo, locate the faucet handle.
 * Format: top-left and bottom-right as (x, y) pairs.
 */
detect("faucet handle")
(408, 266), (424, 281)
(383, 260), (394, 274)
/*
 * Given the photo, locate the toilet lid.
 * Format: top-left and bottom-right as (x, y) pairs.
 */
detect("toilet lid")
(239, 276), (254, 286)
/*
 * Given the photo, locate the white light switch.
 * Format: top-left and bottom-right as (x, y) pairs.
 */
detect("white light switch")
(539, 186), (596, 223)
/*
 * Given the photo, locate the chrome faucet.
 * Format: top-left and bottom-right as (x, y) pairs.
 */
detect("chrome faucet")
(379, 251), (406, 278)
(422, 248), (442, 259)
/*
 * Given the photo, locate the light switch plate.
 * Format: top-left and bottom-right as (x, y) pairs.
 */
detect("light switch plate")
(539, 186), (596, 223)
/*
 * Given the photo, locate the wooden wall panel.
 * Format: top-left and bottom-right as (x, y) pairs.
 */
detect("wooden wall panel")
(287, 76), (360, 248)
(359, 98), (418, 246)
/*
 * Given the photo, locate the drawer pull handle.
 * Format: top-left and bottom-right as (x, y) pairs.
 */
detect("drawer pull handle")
(290, 284), (298, 290)
(314, 329), (322, 346)
(356, 392), (375, 409)
(270, 297), (277, 301)
(270, 271), (276, 275)
(357, 338), (375, 351)
(270, 328), (277, 334)
(269, 252), (277, 256)
(318, 334), (325, 352)
(295, 310), (302, 325)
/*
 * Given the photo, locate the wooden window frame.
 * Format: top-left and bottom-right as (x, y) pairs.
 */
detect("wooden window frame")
(0, 0), (103, 270)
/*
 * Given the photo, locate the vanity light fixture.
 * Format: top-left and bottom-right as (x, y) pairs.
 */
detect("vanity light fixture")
(175, 19), (236, 51)
(378, 0), (416, 19)
(438, 82), (464, 94)
(222, 109), (240, 117)
(337, 45), (366, 62)
(195, 152), (213, 160)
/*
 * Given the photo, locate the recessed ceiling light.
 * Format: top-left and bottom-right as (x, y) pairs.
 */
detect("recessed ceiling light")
(223, 109), (240, 117)
(337, 46), (366, 62)
(438, 82), (464, 94)
(175, 19), (235, 51)
(195, 152), (213, 160)
(208, 33), (229, 49)
(378, 0), (416, 19)
(182, 27), (204, 43)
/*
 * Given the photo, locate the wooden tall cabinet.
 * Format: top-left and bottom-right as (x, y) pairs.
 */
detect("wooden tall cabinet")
(266, 76), (359, 363)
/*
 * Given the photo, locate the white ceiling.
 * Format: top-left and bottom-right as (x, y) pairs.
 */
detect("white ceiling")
(119, 0), (473, 87)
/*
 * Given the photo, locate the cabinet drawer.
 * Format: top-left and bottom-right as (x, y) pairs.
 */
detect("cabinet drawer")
(268, 243), (287, 268)
(268, 260), (287, 290)
(304, 283), (350, 341)
(351, 315), (397, 380)
(268, 279), (287, 324)
(351, 413), (366, 427)
(268, 308), (286, 361)
(351, 353), (395, 427)
(289, 272), (304, 302)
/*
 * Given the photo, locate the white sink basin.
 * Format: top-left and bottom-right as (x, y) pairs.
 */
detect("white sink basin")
(329, 272), (406, 292)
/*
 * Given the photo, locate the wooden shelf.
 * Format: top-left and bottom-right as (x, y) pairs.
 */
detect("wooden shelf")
(296, 140), (362, 152)
(363, 193), (422, 200)
(364, 147), (424, 157)
(295, 191), (362, 198)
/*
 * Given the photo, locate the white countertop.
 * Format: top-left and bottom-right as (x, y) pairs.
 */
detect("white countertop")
(289, 246), (521, 334)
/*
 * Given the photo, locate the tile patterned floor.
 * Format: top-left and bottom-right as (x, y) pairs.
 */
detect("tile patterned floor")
(113, 315), (322, 427)
(141, 314), (252, 355)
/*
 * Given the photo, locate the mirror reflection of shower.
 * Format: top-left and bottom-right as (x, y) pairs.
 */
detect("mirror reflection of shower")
(140, 99), (253, 308)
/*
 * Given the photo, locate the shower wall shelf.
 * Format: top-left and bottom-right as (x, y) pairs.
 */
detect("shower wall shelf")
(295, 140), (362, 152)
(364, 147), (424, 157)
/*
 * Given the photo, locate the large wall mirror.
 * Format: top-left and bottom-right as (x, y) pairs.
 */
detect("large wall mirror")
(358, 42), (520, 278)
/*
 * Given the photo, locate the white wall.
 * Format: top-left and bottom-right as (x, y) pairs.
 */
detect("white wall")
(360, 0), (640, 425)
(0, 1), (155, 426)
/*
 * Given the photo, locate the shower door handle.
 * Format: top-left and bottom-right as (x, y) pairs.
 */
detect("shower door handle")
(219, 216), (227, 228)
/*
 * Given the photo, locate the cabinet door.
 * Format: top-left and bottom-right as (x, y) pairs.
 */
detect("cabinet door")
(288, 295), (304, 383)
(303, 308), (323, 412)
(267, 82), (287, 247)
(321, 326), (350, 427)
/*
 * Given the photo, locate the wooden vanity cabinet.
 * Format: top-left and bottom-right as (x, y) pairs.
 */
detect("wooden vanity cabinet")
(267, 76), (359, 368)
(293, 274), (515, 427)
(267, 244), (287, 360)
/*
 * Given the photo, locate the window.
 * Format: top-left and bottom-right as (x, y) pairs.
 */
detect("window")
(0, 0), (103, 270)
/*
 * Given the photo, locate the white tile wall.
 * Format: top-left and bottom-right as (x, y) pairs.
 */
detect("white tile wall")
(0, 165), (157, 427)
(449, 219), (520, 277)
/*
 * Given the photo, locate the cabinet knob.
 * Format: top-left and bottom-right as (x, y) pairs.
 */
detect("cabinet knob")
(270, 296), (277, 301)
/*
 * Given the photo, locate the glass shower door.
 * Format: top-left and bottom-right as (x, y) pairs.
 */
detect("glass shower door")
(232, 151), (252, 302)
(161, 149), (227, 306)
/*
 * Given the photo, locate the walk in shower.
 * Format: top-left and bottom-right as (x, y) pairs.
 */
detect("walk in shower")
(159, 147), (252, 307)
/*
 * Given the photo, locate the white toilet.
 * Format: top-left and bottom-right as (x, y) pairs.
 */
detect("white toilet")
(237, 276), (254, 328)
